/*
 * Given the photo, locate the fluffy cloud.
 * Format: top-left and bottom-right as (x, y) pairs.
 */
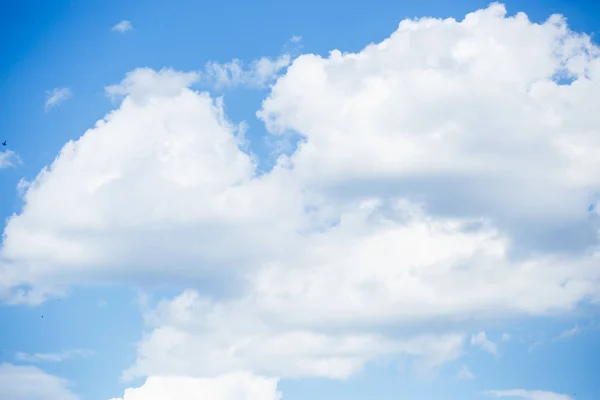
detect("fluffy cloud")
(122, 289), (465, 381)
(45, 88), (71, 111)
(1, 2), (600, 396)
(2, 67), (295, 298)
(110, 373), (281, 400)
(0, 363), (78, 400)
(486, 389), (573, 400)
(105, 68), (200, 103)
(257, 3), (600, 257)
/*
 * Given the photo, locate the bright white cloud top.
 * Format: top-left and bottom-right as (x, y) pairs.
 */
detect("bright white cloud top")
(1, 3), (599, 399)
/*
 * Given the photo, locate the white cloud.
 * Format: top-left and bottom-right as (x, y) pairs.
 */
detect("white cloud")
(14, 349), (94, 363)
(45, 88), (71, 111)
(290, 35), (302, 43)
(105, 68), (200, 103)
(471, 331), (498, 356)
(0, 363), (78, 400)
(1, 3), (600, 395)
(486, 389), (573, 400)
(112, 20), (133, 33)
(0, 150), (19, 168)
(257, 4), (600, 258)
(502, 333), (512, 342)
(556, 325), (581, 340)
(203, 54), (291, 89)
(122, 289), (465, 381)
(109, 373), (281, 400)
(457, 364), (474, 380)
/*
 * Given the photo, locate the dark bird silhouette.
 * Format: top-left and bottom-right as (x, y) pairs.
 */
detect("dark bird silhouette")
(1, 141), (6, 146)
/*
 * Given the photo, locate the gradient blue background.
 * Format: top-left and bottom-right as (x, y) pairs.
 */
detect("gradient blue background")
(1, 0), (599, 399)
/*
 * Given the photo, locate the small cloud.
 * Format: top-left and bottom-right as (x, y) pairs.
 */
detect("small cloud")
(457, 364), (475, 380)
(501, 333), (512, 342)
(202, 54), (291, 89)
(112, 20), (133, 33)
(485, 389), (573, 400)
(290, 35), (302, 43)
(14, 349), (94, 363)
(45, 88), (71, 111)
(471, 331), (498, 356)
(97, 299), (108, 308)
(0, 150), (19, 168)
(16, 178), (30, 196)
(556, 325), (581, 341)
(528, 340), (544, 353)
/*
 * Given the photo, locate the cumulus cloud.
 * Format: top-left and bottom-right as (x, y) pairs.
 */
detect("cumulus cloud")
(105, 68), (200, 103)
(471, 331), (498, 356)
(257, 3), (600, 258)
(109, 373), (281, 400)
(0, 363), (78, 400)
(45, 88), (71, 111)
(486, 389), (573, 400)
(1, 3), (600, 396)
(122, 289), (465, 381)
(14, 349), (94, 363)
(112, 20), (133, 33)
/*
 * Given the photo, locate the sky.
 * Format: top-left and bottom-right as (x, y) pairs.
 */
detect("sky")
(1, 0), (600, 399)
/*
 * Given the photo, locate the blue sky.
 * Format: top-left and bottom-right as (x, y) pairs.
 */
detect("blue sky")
(1, 0), (600, 399)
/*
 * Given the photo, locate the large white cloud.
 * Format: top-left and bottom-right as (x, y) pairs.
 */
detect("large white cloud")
(0, 68), (304, 298)
(0, 363), (78, 400)
(110, 373), (281, 400)
(123, 288), (465, 381)
(1, 2), (599, 397)
(258, 3), (600, 256)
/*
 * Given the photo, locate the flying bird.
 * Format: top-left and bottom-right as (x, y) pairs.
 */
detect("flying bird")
(1, 141), (5, 146)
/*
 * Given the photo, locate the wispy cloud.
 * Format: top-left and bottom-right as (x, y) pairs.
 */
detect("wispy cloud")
(0, 150), (19, 168)
(555, 325), (582, 341)
(501, 333), (511, 342)
(202, 54), (291, 89)
(457, 364), (475, 380)
(471, 331), (498, 356)
(485, 389), (573, 400)
(14, 349), (94, 363)
(111, 20), (133, 33)
(45, 88), (71, 111)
